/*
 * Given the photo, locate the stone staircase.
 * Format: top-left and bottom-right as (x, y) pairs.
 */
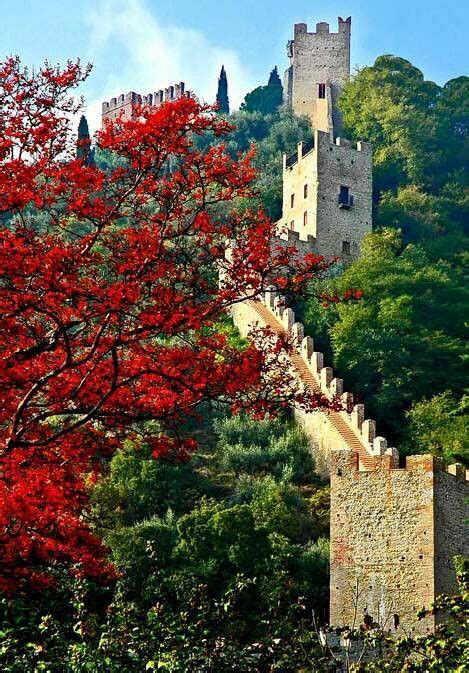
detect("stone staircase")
(239, 295), (397, 471)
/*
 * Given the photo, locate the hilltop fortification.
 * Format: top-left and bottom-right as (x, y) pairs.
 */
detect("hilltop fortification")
(231, 15), (468, 637)
(231, 289), (469, 635)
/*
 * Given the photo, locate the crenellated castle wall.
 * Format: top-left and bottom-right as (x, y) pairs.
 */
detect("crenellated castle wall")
(101, 82), (192, 127)
(231, 290), (394, 476)
(230, 290), (468, 635)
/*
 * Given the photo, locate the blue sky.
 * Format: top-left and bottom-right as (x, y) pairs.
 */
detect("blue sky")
(2, 0), (468, 132)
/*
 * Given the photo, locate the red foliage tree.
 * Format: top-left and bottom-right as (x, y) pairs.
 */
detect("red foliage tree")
(0, 57), (335, 593)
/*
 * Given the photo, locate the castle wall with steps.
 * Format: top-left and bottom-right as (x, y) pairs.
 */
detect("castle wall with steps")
(231, 292), (468, 635)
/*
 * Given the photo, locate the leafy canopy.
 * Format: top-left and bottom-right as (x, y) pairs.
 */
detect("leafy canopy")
(0, 56), (331, 593)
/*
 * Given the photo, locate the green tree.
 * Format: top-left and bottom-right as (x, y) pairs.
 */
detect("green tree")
(303, 230), (468, 448)
(241, 66), (283, 116)
(76, 114), (94, 165)
(268, 66), (282, 88)
(339, 56), (468, 195)
(404, 393), (468, 465)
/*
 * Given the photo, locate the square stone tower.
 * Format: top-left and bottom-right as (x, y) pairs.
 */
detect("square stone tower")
(284, 18), (351, 133)
(277, 130), (372, 260)
(330, 451), (469, 635)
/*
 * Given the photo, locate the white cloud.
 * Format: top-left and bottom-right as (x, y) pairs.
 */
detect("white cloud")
(82, 0), (255, 134)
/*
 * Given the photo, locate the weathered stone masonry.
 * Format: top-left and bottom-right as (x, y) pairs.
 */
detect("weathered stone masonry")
(276, 131), (372, 259)
(284, 18), (351, 133)
(330, 452), (468, 634)
(230, 291), (469, 635)
(102, 81), (192, 126)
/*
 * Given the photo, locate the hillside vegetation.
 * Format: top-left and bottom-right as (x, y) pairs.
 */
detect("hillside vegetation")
(1, 55), (467, 672)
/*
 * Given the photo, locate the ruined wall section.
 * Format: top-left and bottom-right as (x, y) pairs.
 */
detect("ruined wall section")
(330, 451), (469, 635)
(284, 18), (351, 132)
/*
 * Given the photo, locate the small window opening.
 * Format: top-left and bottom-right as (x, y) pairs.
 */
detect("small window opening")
(304, 184), (308, 198)
(290, 220), (294, 230)
(290, 193), (295, 208)
(342, 241), (351, 255)
(393, 614), (400, 630)
(338, 185), (353, 208)
(318, 83), (326, 99)
(303, 211), (308, 226)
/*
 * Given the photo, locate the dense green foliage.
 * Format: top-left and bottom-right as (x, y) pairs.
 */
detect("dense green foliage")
(0, 412), (331, 671)
(194, 107), (311, 220)
(302, 230), (468, 459)
(241, 66), (284, 117)
(340, 56), (468, 196)
(2, 52), (467, 671)
(226, 110), (311, 219)
(214, 414), (316, 482)
(300, 55), (468, 463)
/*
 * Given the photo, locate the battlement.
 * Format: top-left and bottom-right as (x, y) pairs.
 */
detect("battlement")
(101, 82), (193, 124)
(284, 133), (371, 171)
(285, 16), (351, 135)
(229, 287), (468, 638)
(293, 16), (351, 38)
(278, 129), (372, 257)
(258, 289), (395, 470)
(330, 448), (468, 634)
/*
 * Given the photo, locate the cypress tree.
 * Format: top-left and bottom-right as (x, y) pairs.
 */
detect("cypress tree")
(77, 115), (94, 165)
(268, 66), (282, 88)
(216, 65), (230, 114)
(241, 66), (284, 115)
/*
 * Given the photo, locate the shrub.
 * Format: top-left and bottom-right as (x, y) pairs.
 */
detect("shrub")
(214, 414), (315, 482)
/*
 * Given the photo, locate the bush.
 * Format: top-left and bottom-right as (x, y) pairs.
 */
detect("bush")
(214, 414), (315, 483)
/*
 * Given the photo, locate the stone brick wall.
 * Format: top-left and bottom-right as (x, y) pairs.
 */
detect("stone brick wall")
(316, 132), (372, 259)
(277, 130), (372, 260)
(330, 451), (469, 635)
(284, 18), (351, 132)
(434, 466), (469, 600)
(102, 82), (191, 127)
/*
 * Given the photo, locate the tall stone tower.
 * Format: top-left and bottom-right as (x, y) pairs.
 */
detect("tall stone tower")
(284, 17), (351, 134)
(277, 16), (371, 261)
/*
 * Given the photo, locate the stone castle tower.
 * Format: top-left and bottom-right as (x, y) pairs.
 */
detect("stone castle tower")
(284, 18), (351, 134)
(330, 451), (468, 635)
(277, 16), (371, 261)
(230, 15), (468, 639)
(277, 133), (372, 259)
